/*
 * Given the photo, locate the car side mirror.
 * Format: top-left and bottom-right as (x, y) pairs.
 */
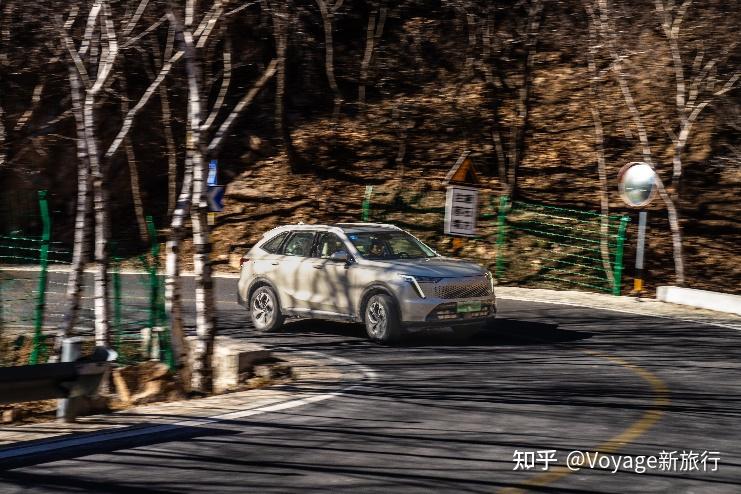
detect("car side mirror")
(329, 250), (350, 262)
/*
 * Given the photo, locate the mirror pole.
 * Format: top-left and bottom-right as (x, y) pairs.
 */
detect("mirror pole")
(633, 211), (648, 297)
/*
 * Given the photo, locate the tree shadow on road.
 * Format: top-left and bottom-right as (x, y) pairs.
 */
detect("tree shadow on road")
(232, 317), (594, 348)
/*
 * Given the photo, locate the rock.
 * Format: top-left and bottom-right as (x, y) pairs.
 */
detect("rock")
(253, 364), (293, 381)
(112, 368), (132, 404)
(2, 409), (18, 424)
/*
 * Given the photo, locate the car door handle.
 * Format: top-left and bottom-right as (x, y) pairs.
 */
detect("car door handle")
(312, 264), (323, 269)
(271, 262), (279, 266)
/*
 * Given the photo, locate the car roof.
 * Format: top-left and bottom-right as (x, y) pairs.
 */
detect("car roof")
(262, 222), (401, 237)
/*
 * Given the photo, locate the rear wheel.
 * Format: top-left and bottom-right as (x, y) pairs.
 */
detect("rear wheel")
(250, 286), (285, 332)
(364, 294), (402, 344)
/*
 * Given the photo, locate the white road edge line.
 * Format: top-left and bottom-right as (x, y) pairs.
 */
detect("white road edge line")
(0, 349), (377, 462)
(499, 295), (741, 332)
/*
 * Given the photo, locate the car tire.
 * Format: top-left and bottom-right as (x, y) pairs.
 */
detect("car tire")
(364, 294), (402, 344)
(250, 286), (285, 332)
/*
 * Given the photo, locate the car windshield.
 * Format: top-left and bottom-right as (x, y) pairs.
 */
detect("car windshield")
(347, 231), (437, 260)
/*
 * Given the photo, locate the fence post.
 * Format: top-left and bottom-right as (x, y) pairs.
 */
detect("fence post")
(57, 337), (83, 422)
(29, 191), (51, 364)
(146, 217), (158, 331)
(361, 185), (373, 221)
(494, 195), (509, 279)
(612, 215), (630, 296)
(112, 255), (122, 353)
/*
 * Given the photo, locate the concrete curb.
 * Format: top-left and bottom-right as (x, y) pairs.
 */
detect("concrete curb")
(495, 286), (741, 331)
(656, 286), (741, 316)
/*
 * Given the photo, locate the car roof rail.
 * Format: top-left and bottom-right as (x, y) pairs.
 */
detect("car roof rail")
(335, 222), (401, 230)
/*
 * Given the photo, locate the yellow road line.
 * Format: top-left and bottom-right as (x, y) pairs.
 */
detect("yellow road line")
(498, 349), (670, 494)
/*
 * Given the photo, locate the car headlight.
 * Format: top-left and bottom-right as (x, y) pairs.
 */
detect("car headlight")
(398, 274), (429, 298)
(484, 271), (495, 293)
(411, 276), (443, 283)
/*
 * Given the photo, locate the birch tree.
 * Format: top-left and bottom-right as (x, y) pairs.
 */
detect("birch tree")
(583, 1), (615, 289)
(166, 1), (278, 392)
(590, 0), (738, 285)
(57, 0), (170, 350)
(652, 0), (739, 284)
(61, 0), (121, 349)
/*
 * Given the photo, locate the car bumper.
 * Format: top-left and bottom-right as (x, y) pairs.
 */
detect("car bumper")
(396, 283), (497, 326)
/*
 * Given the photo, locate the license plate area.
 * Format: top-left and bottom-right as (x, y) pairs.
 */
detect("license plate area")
(456, 300), (482, 313)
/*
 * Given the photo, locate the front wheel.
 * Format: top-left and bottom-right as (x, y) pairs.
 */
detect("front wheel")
(364, 294), (402, 344)
(250, 286), (285, 332)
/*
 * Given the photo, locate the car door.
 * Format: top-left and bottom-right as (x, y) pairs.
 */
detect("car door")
(311, 232), (354, 315)
(252, 231), (289, 283)
(276, 231), (317, 310)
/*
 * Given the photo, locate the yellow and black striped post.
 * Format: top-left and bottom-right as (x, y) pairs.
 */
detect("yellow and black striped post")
(633, 211), (648, 296)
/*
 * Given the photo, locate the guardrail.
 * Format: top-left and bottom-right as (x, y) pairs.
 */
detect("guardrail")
(0, 339), (117, 421)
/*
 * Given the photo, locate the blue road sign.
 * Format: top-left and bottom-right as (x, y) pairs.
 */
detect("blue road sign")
(208, 160), (218, 187)
(207, 186), (225, 212)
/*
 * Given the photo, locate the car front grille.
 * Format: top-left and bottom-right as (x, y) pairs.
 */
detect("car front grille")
(434, 277), (491, 299)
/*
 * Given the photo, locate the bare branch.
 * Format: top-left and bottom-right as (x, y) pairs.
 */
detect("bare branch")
(122, 14), (167, 49)
(14, 80), (46, 131)
(121, 0), (151, 38)
(202, 36), (232, 131)
(225, 0), (259, 17)
(207, 59), (279, 153)
(105, 50), (184, 158)
(90, 0), (119, 95)
(196, 1), (224, 49)
(62, 27), (92, 89)
(79, 0), (103, 57)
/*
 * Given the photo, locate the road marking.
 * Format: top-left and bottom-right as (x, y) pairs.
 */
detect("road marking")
(500, 295), (741, 332)
(0, 350), (377, 466)
(498, 349), (670, 494)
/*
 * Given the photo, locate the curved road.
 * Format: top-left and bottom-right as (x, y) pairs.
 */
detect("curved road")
(1, 288), (740, 493)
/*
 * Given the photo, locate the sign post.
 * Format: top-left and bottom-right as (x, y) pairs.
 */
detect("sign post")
(617, 162), (657, 297)
(207, 159), (224, 225)
(443, 151), (482, 246)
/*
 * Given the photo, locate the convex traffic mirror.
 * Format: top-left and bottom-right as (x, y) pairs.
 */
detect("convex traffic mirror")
(618, 162), (657, 208)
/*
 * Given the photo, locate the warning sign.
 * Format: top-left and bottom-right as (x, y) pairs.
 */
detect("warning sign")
(445, 185), (478, 236)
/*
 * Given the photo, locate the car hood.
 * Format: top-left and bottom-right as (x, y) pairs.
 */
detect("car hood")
(368, 256), (486, 278)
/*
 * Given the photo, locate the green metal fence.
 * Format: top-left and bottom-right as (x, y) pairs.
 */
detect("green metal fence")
(360, 185), (630, 295)
(0, 191), (172, 367)
(111, 217), (173, 367)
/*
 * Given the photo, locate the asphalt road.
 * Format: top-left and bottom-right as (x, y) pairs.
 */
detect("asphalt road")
(1, 276), (740, 493)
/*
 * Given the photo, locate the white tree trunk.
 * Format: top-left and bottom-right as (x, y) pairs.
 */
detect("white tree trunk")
(178, 13), (216, 393)
(595, 0), (686, 285)
(583, 2), (615, 287)
(59, 66), (93, 350)
(165, 142), (193, 391)
(83, 90), (111, 348)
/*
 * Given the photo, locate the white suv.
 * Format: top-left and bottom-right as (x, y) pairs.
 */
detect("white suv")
(237, 223), (496, 343)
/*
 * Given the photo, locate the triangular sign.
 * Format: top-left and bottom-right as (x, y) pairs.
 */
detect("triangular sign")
(444, 151), (481, 186)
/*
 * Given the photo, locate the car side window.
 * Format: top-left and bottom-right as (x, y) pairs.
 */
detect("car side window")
(261, 232), (289, 254)
(315, 233), (347, 259)
(283, 232), (315, 257)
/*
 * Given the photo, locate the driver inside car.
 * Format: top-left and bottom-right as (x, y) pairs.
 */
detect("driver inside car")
(368, 240), (387, 257)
